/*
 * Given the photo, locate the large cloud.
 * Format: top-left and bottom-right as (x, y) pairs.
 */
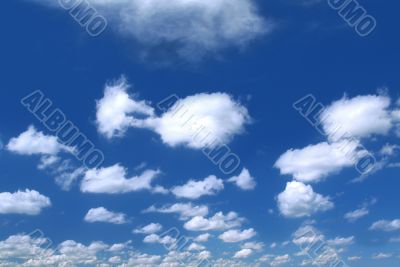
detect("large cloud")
(277, 181), (334, 218)
(0, 190), (51, 215)
(80, 164), (161, 194)
(369, 219), (400, 232)
(95, 77), (155, 138)
(95, 78), (251, 149)
(275, 140), (361, 183)
(6, 126), (69, 155)
(34, 0), (269, 60)
(171, 175), (224, 199)
(320, 95), (393, 141)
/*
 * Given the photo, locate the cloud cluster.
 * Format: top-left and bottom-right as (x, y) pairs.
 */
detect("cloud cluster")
(96, 78), (251, 149)
(184, 211), (244, 231)
(275, 94), (400, 217)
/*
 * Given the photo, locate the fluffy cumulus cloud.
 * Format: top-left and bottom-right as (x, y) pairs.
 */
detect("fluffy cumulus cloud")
(184, 211), (244, 231)
(320, 95), (393, 141)
(84, 207), (128, 224)
(233, 248), (253, 259)
(6, 126), (69, 155)
(171, 175), (224, 199)
(144, 203), (209, 220)
(218, 228), (256, 243)
(143, 234), (176, 246)
(95, 78), (251, 149)
(194, 233), (212, 243)
(148, 92), (251, 149)
(134, 223), (163, 235)
(241, 241), (264, 251)
(277, 181), (334, 218)
(0, 190), (51, 215)
(227, 168), (256, 190)
(80, 164), (161, 194)
(369, 219), (400, 232)
(275, 140), (361, 183)
(95, 77), (155, 138)
(35, 0), (269, 60)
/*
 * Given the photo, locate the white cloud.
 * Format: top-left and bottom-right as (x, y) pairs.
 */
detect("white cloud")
(57, 240), (108, 264)
(218, 228), (256, 243)
(96, 79), (251, 149)
(194, 233), (212, 243)
(0, 190), (51, 215)
(292, 224), (325, 246)
(320, 95), (393, 141)
(227, 168), (256, 190)
(326, 236), (354, 246)
(7, 126), (68, 155)
(148, 92), (250, 149)
(84, 207), (128, 224)
(233, 248), (253, 259)
(171, 175), (224, 199)
(184, 211), (244, 231)
(143, 234), (176, 246)
(275, 140), (361, 183)
(260, 254), (291, 266)
(80, 164), (161, 194)
(348, 256), (362, 261)
(270, 254), (291, 267)
(241, 241), (264, 251)
(144, 203), (209, 220)
(38, 0), (269, 61)
(96, 77), (155, 138)
(380, 143), (400, 156)
(372, 253), (392, 259)
(370, 219), (400, 232)
(277, 181), (334, 218)
(134, 223), (163, 235)
(6, 127), (87, 191)
(344, 207), (369, 222)
(187, 243), (206, 251)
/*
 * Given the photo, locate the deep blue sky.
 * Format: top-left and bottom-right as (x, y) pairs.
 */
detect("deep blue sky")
(0, 1), (399, 266)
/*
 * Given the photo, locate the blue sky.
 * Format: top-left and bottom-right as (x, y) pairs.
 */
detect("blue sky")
(0, 0), (400, 266)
